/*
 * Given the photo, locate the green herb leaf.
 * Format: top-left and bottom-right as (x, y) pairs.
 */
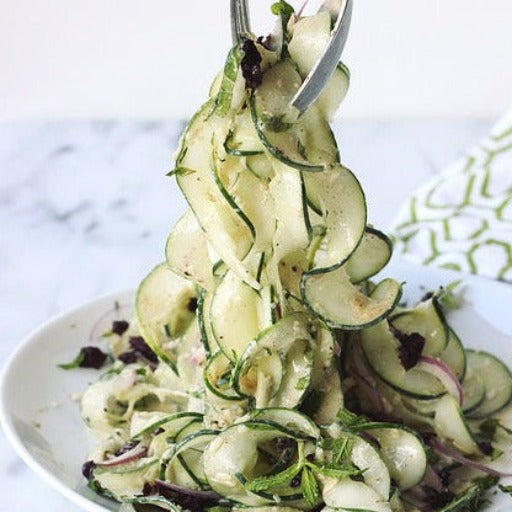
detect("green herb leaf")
(215, 44), (245, 117)
(331, 436), (353, 464)
(243, 442), (305, 492)
(166, 167), (196, 178)
(244, 464), (301, 492)
(295, 376), (309, 391)
(307, 461), (363, 480)
(244, 443), (304, 492)
(437, 476), (499, 512)
(337, 409), (373, 431)
(58, 350), (85, 370)
(491, 446), (503, 461)
(300, 466), (320, 506)
(499, 484), (512, 496)
(264, 115), (294, 133)
(479, 418), (512, 441)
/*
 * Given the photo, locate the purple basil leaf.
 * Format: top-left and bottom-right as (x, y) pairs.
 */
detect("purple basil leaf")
(129, 336), (158, 365)
(58, 346), (108, 370)
(241, 39), (263, 90)
(389, 323), (425, 370)
(118, 350), (138, 364)
(112, 320), (130, 336)
(82, 460), (97, 481)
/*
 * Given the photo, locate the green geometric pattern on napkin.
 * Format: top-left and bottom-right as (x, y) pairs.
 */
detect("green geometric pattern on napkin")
(392, 117), (512, 282)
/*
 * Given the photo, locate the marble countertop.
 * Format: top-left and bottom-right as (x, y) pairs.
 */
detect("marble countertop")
(0, 117), (493, 511)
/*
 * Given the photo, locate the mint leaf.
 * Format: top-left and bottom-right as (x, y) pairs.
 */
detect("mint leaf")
(337, 409), (374, 431)
(300, 467), (320, 506)
(320, 435), (354, 464)
(58, 350), (85, 370)
(295, 376), (309, 391)
(331, 436), (353, 464)
(437, 477), (498, 512)
(244, 442), (305, 492)
(307, 461), (363, 480)
(479, 418), (512, 441)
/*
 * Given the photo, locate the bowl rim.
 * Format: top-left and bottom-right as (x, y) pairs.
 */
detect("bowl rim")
(0, 288), (133, 512)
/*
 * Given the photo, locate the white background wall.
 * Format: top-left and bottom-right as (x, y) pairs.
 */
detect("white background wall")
(1, 0), (511, 121)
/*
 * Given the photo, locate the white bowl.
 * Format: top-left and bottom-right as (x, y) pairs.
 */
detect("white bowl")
(1, 258), (511, 511)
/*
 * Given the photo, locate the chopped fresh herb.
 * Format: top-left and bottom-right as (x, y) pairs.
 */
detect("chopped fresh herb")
(58, 346), (108, 370)
(337, 408), (371, 430)
(297, 139), (307, 159)
(312, 224), (327, 237)
(215, 44), (245, 115)
(244, 463), (302, 492)
(87, 478), (116, 499)
(331, 436), (354, 464)
(491, 446), (504, 460)
(437, 476), (499, 512)
(306, 460), (363, 480)
(241, 39), (262, 90)
(475, 439), (503, 460)
(166, 167), (196, 178)
(264, 115), (293, 133)
(295, 375), (309, 390)
(389, 322), (425, 370)
(111, 320), (129, 336)
(300, 466), (320, 506)
(479, 417), (512, 441)
(499, 484), (512, 496)
(245, 442), (304, 492)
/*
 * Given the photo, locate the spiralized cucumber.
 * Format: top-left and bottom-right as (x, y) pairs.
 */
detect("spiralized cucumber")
(78, 4), (512, 512)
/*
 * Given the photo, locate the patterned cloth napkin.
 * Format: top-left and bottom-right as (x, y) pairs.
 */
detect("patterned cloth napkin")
(391, 111), (512, 282)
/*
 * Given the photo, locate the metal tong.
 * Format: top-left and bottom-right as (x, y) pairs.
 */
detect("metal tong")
(230, 0), (353, 114)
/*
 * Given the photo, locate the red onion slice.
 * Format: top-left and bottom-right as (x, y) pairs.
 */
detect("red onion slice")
(416, 356), (464, 406)
(350, 338), (386, 413)
(98, 444), (148, 467)
(422, 463), (444, 492)
(430, 437), (512, 478)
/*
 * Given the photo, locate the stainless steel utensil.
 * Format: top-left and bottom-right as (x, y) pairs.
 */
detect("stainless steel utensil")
(230, 0), (353, 114)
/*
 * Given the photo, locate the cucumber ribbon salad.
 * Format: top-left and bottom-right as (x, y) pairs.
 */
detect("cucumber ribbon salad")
(75, 4), (512, 511)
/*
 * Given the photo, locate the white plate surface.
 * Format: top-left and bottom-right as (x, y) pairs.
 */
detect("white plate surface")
(1, 258), (511, 511)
